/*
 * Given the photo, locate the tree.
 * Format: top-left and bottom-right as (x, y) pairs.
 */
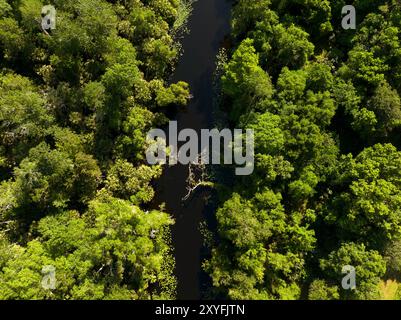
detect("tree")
(273, 24), (315, 70)
(206, 189), (316, 300)
(156, 81), (190, 107)
(384, 239), (401, 279)
(0, 196), (176, 299)
(272, 0), (333, 40)
(304, 61), (334, 93)
(332, 79), (378, 139)
(105, 159), (162, 204)
(249, 19), (315, 73)
(0, 17), (26, 63)
(339, 45), (389, 88)
(0, 73), (54, 167)
(222, 38), (274, 121)
(115, 105), (158, 161)
(206, 0), (401, 302)
(367, 80), (401, 136)
(351, 12), (401, 90)
(0, 0), (12, 17)
(325, 144), (401, 246)
(0, 140), (101, 224)
(0, 0), (187, 301)
(320, 242), (386, 300)
(308, 280), (339, 300)
(231, 0), (273, 40)
(276, 67), (307, 102)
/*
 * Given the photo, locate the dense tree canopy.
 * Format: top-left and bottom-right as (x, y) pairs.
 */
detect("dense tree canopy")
(206, 0), (401, 300)
(0, 0), (191, 299)
(3, 0), (401, 301)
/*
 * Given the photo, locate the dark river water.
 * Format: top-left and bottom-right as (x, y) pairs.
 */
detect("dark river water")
(152, 0), (232, 300)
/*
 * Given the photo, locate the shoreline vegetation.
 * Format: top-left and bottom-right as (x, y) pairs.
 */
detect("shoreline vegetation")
(173, 0), (196, 39)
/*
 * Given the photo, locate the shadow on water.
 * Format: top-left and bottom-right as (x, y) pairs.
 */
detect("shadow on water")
(151, 0), (232, 300)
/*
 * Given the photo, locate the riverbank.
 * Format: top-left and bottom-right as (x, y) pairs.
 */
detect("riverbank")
(152, 0), (232, 300)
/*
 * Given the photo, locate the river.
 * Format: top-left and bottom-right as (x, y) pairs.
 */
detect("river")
(152, 0), (232, 300)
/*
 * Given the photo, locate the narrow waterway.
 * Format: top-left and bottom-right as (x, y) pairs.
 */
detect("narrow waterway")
(152, 0), (232, 300)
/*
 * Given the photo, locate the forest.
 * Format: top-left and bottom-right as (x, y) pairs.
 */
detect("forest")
(1, 0), (401, 301)
(205, 0), (401, 300)
(0, 0), (191, 299)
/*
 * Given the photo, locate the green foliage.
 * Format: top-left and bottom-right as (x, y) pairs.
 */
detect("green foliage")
(0, 17), (26, 60)
(384, 240), (401, 279)
(231, 0), (273, 39)
(325, 144), (401, 245)
(273, 24), (315, 70)
(172, 0), (194, 36)
(367, 80), (401, 135)
(308, 280), (339, 300)
(222, 38), (274, 121)
(339, 45), (389, 87)
(0, 0), (187, 300)
(0, 141), (101, 221)
(0, 73), (54, 167)
(206, 188), (316, 300)
(156, 81), (190, 107)
(3, 0), (401, 302)
(0, 196), (175, 299)
(105, 159), (162, 204)
(272, 0), (333, 40)
(320, 243), (386, 300)
(207, 0), (401, 301)
(0, 0), (12, 17)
